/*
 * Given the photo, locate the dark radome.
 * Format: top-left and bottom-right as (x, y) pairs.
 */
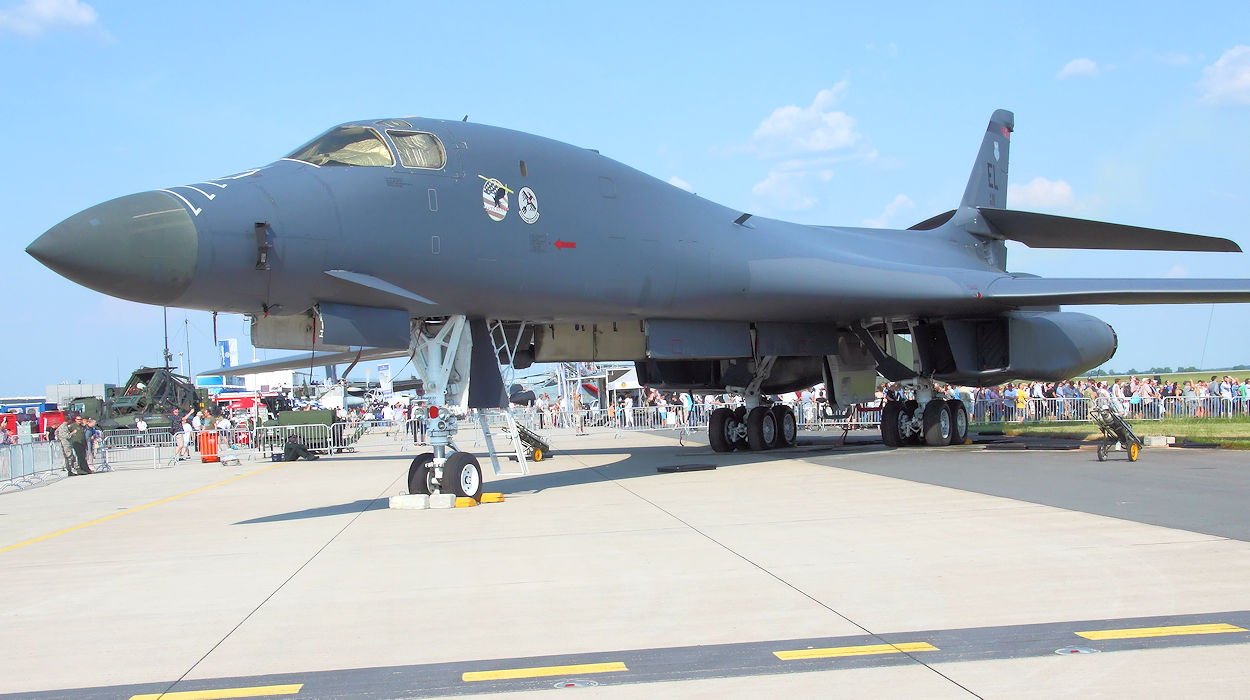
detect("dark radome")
(27, 190), (198, 305)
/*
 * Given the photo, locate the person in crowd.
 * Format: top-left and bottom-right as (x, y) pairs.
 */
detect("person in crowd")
(55, 414), (78, 476)
(68, 415), (91, 475)
(86, 418), (104, 466)
(173, 418), (192, 461)
(283, 433), (320, 461)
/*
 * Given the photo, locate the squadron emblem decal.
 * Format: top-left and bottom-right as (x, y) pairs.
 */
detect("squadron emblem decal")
(518, 186), (540, 224)
(479, 175), (512, 221)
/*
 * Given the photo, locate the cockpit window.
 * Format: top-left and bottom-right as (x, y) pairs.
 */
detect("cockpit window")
(286, 126), (394, 167)
(387, 130), (446, 169)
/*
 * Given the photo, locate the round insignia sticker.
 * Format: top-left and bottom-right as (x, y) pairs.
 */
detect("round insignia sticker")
(518, 186), (540, 224)
(479, 175), (511, 221)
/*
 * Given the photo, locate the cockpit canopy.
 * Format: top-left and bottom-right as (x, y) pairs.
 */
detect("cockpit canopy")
(286, 124), (446, 170)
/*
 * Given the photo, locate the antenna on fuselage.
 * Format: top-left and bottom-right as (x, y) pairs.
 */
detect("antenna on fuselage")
(462, 115), (468, 122)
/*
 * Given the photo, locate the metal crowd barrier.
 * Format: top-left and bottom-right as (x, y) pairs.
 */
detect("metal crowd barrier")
(1, 441), (66, 491)
(968, 395), (1250, 423)
(1161, 396), (1248, 419)
(254, 424), (331, 458)
(101, 429), (176, 448)
(100, 435), (166, 469)
(969, 397), (1100, 423)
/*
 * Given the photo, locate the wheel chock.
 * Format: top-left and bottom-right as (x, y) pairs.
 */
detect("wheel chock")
(454, 497), (479, 508)
(389, 494), (430, 510)
(481, 492), (505, 504)
(429, 494), (457, 509)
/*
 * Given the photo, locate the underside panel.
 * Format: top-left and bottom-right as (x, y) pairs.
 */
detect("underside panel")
(644, 320), (752, 359)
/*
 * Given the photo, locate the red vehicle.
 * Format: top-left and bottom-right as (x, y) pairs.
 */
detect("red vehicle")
(38, 410), (68, 438)
(3, 411), (49, 440)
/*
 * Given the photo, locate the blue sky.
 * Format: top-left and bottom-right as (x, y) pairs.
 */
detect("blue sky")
(2, 1), (1248, 396)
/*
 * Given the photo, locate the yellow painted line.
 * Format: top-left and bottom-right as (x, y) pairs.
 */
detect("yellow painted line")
(130, 683), (302, 699)
(463, 661), (627, 682)
(774, 641), (938, 661)
(1076, 623), (1246, 641)
(1, 462), (289, 555)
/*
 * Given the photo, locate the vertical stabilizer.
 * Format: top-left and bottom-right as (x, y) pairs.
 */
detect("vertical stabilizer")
(960, 109), (1014, 209)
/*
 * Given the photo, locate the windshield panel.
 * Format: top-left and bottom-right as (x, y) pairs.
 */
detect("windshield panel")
(287, 126), (395, 167)
(387, 130), (446, 169)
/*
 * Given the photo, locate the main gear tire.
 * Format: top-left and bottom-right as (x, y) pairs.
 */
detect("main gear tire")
(746, 406), (778, 451)
(881, 401), (905, 447)
(772, 405), (797, 447)
(922, 400), (953, 447)
(709, 407), (736, 453)
(947, 399), (969, 446)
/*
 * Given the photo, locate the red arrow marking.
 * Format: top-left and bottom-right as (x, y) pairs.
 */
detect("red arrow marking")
(554, 240), (576, 249)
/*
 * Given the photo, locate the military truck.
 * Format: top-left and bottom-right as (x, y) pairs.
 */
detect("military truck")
(258, 408), (349, 456)
(67, 366), (207, 430)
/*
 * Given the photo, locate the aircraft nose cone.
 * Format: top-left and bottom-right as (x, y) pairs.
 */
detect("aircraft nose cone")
(27, 191), (199, 305)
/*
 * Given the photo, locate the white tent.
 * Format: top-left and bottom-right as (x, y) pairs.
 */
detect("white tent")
(608, 366), (641, 390)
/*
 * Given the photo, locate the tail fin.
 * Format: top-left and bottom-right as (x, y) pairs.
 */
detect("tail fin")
(960, 109), (1014, 209)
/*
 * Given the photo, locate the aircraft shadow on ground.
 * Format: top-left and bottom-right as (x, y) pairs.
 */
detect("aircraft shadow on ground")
(234, 498), (388, 525)
(234, 434), (885, 523)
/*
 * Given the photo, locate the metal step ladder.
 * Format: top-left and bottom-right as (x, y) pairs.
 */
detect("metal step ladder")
(475, 409), (532, 477)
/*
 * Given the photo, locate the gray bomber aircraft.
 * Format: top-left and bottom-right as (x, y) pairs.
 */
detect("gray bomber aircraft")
(27, 110), (1250, 499)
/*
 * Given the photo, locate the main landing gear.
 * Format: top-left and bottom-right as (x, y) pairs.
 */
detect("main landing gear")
(880, 395), (969, 447)
(709, 404), (798, 453)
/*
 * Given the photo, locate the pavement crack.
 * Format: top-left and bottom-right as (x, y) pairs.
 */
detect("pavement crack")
(588, 460), (984, 699)
(154, 472), (404, 698)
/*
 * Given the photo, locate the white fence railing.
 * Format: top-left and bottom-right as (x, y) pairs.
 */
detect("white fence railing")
(968, 396), (1250, 423)
(0, 441), (67, 490)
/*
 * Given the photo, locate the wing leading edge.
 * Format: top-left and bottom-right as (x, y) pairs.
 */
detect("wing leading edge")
(984, 277), (1250, 306)
(198, 347), (409, 378)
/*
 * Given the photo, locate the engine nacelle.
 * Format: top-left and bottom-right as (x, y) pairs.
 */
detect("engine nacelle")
(920, 310), (1116, 387)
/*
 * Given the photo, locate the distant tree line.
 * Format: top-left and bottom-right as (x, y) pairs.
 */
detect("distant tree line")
(1083, 364), (1249, 377)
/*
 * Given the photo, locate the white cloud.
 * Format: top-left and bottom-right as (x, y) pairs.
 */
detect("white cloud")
(1056, 58), (1101, 80)
(668, 176), (693, 192)
(1199, 45), (1250, 105)
(752, 81), (863, 157)
(1008, 177), (1075, 211)
(1164, 265), (1190, 279)
(751, 170), (818, 212)
(863, 194), (915, 228)
(0, 0), (98, 36)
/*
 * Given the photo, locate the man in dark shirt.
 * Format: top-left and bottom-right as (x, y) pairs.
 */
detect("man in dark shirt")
(68, 416), (91, 475)
(283, 434), (320, 461)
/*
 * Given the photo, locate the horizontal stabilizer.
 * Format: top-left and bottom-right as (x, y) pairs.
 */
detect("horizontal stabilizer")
(984, 277), (1250, 306)
(978, 208), (1242, 252)
(198, 346), (410, 377)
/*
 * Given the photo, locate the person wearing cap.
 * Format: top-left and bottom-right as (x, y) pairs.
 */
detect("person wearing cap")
(55, 415), (77, 476)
